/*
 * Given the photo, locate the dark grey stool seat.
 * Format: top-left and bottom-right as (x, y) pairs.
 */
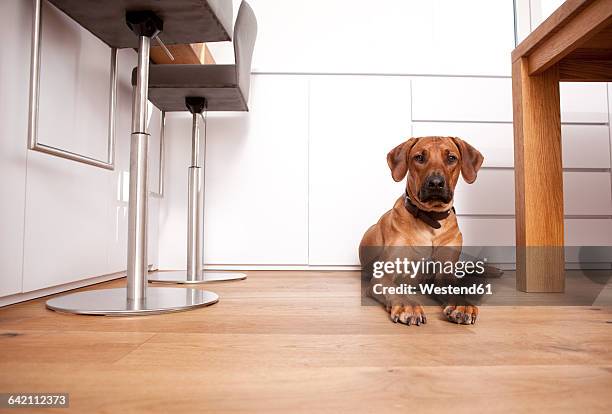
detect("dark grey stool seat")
(141, 65), (246, 111)
(134, 1), (257, 112)
(46, 0), (232, 48)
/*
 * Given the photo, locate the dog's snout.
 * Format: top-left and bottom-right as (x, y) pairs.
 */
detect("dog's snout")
(426, 175), (445, 189)
(419, 174), (452, 204)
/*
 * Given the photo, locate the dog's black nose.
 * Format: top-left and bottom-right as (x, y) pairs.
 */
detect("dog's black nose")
(427, 175), (445, 189)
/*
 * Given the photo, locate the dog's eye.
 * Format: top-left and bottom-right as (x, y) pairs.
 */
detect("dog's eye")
(447, 155), (458, 163)
(414, 154), (425, 163)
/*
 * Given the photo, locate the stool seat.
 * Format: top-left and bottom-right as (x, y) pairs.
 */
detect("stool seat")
(47, 0), (232, 48)
(134, 1), (257, 112)
(137, 64), (247, 111)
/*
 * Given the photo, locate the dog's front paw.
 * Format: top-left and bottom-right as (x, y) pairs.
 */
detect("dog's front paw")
(443, 305), (478, 325)
(387, 301), (426, 326)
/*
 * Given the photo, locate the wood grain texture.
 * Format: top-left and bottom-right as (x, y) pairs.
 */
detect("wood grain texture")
(527, 0), (612, 75)
(511, 0), (612, 78)
(559, 59), (612, 80)
(512, 59), (564, 293)
(191, 43), (216, 64)
(512, 0), (606, 61)
(150, 43), (215, 64)
(0, 271), (611, 413)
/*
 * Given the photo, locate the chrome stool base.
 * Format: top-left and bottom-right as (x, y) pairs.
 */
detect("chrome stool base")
(46, 287), (218, 316)
(149, 271), (247, 284)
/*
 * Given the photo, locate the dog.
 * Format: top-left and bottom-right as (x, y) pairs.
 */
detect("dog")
(359, 136), (484, 326)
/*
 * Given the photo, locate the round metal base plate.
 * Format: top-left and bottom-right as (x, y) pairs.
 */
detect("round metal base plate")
(46, 287), (219, 316)
(148, 271), (247, 284)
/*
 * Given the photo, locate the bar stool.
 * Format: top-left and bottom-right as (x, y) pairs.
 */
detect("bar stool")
(144, 1), (257, 284)
(44, 0), (234, 315)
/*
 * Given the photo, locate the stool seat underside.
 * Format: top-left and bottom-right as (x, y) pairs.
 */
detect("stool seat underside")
(47, 0), (232, 48)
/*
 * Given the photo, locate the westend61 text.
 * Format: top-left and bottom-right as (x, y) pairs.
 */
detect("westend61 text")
(372, 283), (493, 296)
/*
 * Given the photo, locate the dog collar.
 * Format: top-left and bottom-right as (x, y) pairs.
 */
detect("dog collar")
(403, 191), (454, 229)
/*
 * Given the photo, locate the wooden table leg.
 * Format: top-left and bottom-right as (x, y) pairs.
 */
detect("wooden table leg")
(512, 57), (565, 293)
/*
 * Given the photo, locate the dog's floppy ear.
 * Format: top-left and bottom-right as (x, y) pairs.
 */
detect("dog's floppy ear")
(451, 137), (484, 184)
(387, 138), (418, 182)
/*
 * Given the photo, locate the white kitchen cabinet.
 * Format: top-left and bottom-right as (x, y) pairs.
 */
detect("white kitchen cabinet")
(308, 76), (412, 265)
(21, 9), (142, 292)
(195, 75), (309, 265)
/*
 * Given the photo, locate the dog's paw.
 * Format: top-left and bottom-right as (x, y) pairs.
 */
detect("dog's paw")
(387, 302), (427, 326)
(443, 305), (478, 325)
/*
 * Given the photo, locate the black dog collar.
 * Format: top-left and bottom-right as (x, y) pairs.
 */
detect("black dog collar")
(403, 191), (454, 229)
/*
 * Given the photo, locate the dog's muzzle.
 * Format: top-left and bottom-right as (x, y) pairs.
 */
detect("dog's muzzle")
(419, 174), (453, 203)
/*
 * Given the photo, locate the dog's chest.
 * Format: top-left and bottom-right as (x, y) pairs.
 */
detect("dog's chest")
(399, 215), (462, 247)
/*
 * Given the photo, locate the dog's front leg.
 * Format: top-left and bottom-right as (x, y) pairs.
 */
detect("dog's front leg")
(367, 275), (426, 326)
(442, 305), (478, 325)
(431, 246), (479, 325)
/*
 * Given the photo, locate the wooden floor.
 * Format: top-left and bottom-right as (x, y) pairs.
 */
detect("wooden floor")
(0, 271), (611, 413)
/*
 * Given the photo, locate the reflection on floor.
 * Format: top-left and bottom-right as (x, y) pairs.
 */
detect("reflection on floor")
(0, 270), (611, 413)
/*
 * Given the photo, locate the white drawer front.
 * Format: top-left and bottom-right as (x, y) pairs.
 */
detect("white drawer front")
(454, 170), (515, 215)
(457, 217), (516, 246)
(565, 219), (612, 263)
(457, 217), (612, 263)
(565, 219), (612, 246)
(412, 78), (608, 124)
(454, 170), (612, 215)
(562, 125), (610, 169)
(412, 77), (512, 122)
(412, 122), (514, 168)
(560, 83), (608, 124)
(412, 122), (610, 169)
(563, 172), (612, 216)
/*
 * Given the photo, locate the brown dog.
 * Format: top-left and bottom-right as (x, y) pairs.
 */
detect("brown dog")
(359, 136), (484, 325)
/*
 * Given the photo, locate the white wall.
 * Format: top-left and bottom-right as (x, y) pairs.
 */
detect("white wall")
(157, 0), (612, 269)
(0, 0), (162, 299)
(248, 0), (515, 76)
(210, 0), (516, 76)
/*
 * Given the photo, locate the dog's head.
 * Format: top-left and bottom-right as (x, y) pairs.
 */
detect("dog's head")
(387, 137), (483, 212)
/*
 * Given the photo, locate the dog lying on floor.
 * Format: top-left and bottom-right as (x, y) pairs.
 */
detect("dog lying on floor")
(359, 136), (485, 326)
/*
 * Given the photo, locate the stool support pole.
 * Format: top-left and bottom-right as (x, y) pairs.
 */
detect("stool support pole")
(187, 112), (204, 280)
(148, 100), (246, 284)
(127, 35), (151, 302)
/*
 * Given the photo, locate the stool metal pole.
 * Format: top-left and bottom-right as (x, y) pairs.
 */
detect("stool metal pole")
(127, 34), (151, 302)
(149, 98), (246, 284)
(46, 12), (219, 315)
(187, 112), (204, 281)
